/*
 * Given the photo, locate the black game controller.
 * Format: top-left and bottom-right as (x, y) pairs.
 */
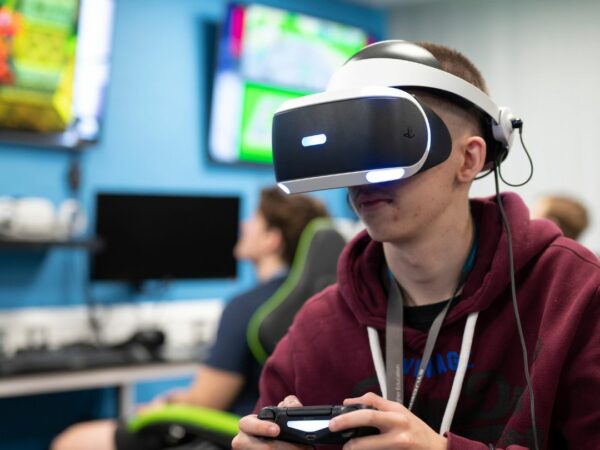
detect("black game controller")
(257, 404), (379, 445)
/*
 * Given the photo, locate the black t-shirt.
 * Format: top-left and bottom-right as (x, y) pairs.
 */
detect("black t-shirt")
(203, 274), (286, 416)
(404, 299), (453, 332)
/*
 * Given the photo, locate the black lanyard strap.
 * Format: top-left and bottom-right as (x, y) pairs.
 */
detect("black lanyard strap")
(385, 278), (460, 408)
(385, 278), (404, 403)
(384, 232), (477, 409)
(368, 309), (480, 434)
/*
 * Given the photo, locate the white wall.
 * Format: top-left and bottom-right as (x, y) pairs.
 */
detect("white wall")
(389, 0), (600, 251)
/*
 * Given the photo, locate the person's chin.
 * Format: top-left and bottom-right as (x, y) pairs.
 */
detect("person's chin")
(363, 223), (400, 243)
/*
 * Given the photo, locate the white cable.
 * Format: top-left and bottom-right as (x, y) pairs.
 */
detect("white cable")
(439, 311), (479, 435)
(367, 326), (387, 400)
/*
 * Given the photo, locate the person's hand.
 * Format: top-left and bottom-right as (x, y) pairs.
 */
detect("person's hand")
(329, 392), (448, 450)
(231, 395), (312, 450)
(135, 388), (188, 414)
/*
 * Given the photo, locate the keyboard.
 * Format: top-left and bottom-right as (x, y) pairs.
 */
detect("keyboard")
(0, 343), (160, 377)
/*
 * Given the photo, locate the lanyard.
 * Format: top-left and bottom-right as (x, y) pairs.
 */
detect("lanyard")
(384, 236), (477, 409)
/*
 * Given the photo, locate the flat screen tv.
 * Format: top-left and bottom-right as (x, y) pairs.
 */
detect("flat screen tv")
(0, 0), (114, 149)
(90, 193), (240, 283)
(208, 3), (373, 166)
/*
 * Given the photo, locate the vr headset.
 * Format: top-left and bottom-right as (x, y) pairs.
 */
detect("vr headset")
(272, 40), (517, 194)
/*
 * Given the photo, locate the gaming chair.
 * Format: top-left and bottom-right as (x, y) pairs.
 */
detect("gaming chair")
(122, 218), (348, 449)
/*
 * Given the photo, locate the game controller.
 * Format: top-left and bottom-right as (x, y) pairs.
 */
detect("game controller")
(257, 404), (379, 445)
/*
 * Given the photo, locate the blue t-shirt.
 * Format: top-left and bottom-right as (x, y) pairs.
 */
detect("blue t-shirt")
(203, 274), (286, 416)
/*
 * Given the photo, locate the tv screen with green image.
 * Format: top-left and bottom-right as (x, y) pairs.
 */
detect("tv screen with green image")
(208, 3), (372, 166)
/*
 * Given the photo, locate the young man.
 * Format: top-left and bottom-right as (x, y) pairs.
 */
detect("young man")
(232, 41), (600, 449)
(51, 187), (329, 450)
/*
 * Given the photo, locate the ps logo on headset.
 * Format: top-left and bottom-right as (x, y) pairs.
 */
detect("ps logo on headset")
(403, 127), (415, 139)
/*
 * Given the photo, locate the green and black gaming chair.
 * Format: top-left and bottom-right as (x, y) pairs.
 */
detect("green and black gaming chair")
(123, 218), (347, 450)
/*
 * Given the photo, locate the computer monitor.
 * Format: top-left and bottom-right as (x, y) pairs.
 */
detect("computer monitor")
(90, 193), (240, 283)
(208, 3), (373, 166)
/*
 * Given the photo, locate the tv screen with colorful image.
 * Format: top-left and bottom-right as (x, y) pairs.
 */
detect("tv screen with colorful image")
(0, 0), (114, 149)
(208, 3), (373, 166)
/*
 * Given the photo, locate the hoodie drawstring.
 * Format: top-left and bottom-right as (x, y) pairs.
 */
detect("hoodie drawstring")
(439, 311), (478, 434)
(367, 310), (479, 435)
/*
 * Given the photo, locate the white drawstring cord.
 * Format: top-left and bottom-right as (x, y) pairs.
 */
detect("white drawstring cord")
(367, 326), (387, 400)
(367, 310), (479, 434)
(439, 311), (479, 434)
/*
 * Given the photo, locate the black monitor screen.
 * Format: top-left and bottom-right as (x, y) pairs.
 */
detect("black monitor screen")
(91, 193), (240, 282)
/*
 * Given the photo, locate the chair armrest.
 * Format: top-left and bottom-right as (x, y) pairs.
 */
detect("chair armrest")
(127, 404), (239, 446)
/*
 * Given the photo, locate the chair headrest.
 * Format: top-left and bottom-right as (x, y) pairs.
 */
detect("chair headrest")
(247, 218), (346, 363)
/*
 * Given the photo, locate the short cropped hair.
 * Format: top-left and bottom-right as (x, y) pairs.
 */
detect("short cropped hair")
(258, 187), (329, 265)
(416, 41), (489, 94)
(413, 42), (489, 139)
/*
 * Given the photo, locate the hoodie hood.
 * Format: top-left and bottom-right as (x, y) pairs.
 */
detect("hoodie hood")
(337, 192), (562, 330)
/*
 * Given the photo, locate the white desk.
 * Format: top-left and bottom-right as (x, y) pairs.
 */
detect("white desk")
(0, 361), (200, 418)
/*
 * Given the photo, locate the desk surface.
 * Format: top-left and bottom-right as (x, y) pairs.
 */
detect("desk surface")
(0, 361), (200, 398)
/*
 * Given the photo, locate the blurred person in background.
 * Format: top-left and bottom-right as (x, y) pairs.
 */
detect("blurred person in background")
(51, 187), (329, 450)
(531, 194), (589, 241)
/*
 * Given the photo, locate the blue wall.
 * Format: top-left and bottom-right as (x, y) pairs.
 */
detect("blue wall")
(0, 0), (385, 310)
(0, 2), (385, 449)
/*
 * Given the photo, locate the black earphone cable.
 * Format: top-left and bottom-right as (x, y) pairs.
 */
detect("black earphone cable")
(493, 161), (540, 450)
(476, 119), (533, 185)
(499, 120), (533, 187)
(474, 168), (494, 181)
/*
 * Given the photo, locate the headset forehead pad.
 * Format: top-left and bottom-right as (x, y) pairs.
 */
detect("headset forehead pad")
(273, 87), (451, 194)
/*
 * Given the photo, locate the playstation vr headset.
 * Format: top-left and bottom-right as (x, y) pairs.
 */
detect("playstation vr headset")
(272, 40), (517, 194)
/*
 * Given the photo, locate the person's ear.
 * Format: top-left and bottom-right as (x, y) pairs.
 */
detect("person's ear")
(456, 135), (486, 183)
(264, 227), (284, 256)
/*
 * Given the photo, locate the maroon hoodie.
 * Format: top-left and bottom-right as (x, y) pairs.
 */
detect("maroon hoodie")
(256, 193), (600, 449)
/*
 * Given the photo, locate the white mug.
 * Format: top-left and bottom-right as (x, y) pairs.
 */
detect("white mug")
(10, 197), (57, 240)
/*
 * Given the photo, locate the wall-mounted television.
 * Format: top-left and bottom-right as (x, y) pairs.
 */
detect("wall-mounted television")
(0, 0), (114, 149)
(208, 3), (373, 166)
(90, 193), (240, 283)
